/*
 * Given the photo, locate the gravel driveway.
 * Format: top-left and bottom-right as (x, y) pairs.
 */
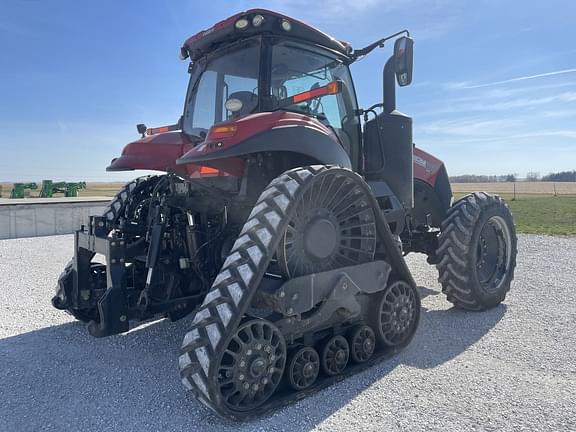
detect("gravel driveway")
(0, 234), (574, 431)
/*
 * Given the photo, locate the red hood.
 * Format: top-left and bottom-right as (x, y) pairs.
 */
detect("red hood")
(107, 132), (196, 175)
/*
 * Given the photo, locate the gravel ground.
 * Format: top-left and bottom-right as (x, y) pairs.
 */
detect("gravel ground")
(0, 234), (575, 432)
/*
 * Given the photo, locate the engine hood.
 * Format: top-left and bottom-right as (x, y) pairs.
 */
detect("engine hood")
(106, 132), (195, 175)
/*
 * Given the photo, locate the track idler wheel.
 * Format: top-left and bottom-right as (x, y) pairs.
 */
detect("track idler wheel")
(370, 280), (420, 348)
(321, 335), (350, 376)
(286, 346), (320, 390)
(215, 319), (286, 413)
(348, 325), (376, 363)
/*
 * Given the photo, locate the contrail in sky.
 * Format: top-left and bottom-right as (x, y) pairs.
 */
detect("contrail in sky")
(463, 69), (576, 89)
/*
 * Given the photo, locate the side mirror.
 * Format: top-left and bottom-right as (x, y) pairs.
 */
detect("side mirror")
(394, 36), (414, 87)
(136, 123), (147, 137)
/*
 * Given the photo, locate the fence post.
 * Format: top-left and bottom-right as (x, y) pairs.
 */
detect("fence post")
(553, 183), (557, 197)
(513, 182), (516, 201)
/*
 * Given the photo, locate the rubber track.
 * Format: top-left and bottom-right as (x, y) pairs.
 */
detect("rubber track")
(435, 192), (517, 310)
(102, 175), (158, 223)
(179, 165), (417, 419)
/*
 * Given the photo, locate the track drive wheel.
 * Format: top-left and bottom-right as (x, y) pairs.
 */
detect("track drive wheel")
(348, 325), (376, 363)
(436, 192), (517, 310)
(276, 167), (376, 278)
(287, 346), (320, 390)
(215, 319), (286, 413)
(321, 335), (350, 376)
(369, 280), (420, 348)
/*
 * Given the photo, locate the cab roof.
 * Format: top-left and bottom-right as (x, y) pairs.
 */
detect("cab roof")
(181, 9), (352, 61)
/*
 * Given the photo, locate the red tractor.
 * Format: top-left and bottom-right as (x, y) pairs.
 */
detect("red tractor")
(53, 9), (517, 420)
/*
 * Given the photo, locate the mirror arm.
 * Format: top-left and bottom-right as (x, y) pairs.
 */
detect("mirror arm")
(383, 56), (396, 114)
(350, 29), (410, 62)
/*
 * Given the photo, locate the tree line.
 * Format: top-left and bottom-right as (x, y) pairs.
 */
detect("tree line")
(449, 170), (576, 183)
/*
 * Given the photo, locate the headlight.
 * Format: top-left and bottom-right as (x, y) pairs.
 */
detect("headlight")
(281, 19), (292, 31)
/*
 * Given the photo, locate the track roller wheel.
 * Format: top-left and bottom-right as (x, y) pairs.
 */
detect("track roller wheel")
(370, 280), (420, 348)
(348, 325), (376, 363)
(215, 319), (286, 413)
(321, 335), (350, 376)
(286, 346), (320, 390)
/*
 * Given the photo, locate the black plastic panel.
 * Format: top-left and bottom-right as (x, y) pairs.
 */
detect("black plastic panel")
(363, 112), (413, 208)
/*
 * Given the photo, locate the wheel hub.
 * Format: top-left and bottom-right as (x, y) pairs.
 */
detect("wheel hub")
(475, 216), (511, 293)
(249, 357), (268, 378)
(335, 349), (346, 364)
(302, 362), (315, 378)
(303, 217), (338, 259)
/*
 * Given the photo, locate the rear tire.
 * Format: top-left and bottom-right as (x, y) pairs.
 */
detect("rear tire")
(436, 192), (517, 310)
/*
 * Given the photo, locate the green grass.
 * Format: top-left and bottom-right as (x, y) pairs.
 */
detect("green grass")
(456, 193), (576, 236)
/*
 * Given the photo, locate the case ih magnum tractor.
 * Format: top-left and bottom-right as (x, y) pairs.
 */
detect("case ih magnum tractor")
(53, 9), (517, 419)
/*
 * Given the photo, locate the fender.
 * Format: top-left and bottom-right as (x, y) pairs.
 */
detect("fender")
(105, 131), (245, 177)
(177, 113), (351, 169)
(412, 146), (453, 226)
(106, 132), (194, 175)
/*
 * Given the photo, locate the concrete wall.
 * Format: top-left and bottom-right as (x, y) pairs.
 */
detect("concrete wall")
(0, 198), (110, 240)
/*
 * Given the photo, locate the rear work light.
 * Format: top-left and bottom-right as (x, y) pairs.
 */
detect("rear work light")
(235, 18), (249, 30)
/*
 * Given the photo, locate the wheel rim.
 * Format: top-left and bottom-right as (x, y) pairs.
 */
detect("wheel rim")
(277, 170), (376, 278)
(476, 215), (512, 293)
(217, 320), (286, 412)
(321, 336), (350, 376)
(287, 347), (320, 390)
(377, 281), (419, 347)
(349, 325), (376, 363)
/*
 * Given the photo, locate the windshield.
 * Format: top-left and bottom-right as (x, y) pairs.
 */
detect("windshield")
(270, 41), (359, 154)
(183, 40), (260, 137)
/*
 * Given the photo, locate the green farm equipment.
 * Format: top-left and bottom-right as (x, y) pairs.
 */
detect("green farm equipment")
(9, 183), (38, 199)
(39, 180), (86, 198)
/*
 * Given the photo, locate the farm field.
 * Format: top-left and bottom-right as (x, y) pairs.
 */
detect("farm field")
(452, 183), (576, 236)
(452, 181), (576, 195)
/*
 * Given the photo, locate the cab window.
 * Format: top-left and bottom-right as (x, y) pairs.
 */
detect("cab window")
(270, 42), (360, 157)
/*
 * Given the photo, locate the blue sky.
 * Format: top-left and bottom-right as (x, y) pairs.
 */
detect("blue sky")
(0, 0), (574, 181)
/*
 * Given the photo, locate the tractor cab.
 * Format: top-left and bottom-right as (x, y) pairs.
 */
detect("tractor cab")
(176, 10), (364, 171)
(175, 9), (415, 207)
(182, 35), (360, 164)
